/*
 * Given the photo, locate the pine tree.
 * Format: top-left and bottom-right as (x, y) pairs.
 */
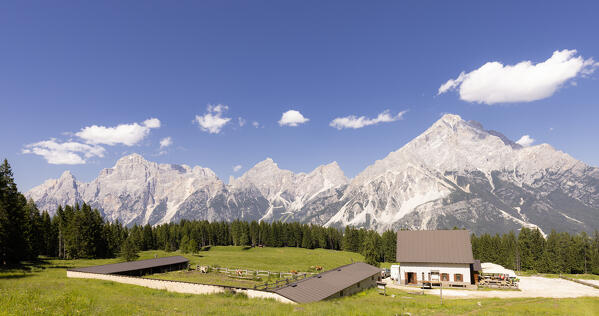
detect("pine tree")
(502, 231), (518, 270)
(40, 211), (56, 256)
(0, 202), (7, 264)
(381, 230), (396, 262)
(24, 199), (43, 259)
(363, 232), (380, 267)
(0, 159), (31, 263)
(518, 228), (533, 270)
(142, 224), (154, 250)
(301, 226), (312, 249)
(120, 237), (140, 261)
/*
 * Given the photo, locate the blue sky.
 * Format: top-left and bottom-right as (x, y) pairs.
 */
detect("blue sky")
(2, 1), (598, 191)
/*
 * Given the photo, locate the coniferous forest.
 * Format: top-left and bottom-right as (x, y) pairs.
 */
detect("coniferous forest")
(2, 158), (599, 274)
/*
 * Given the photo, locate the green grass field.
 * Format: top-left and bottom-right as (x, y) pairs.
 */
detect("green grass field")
(145, 246), (364, 287)
(2, 247), (599, 315)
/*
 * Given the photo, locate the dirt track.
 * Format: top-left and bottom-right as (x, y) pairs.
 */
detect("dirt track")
(385, 276), (599, 299)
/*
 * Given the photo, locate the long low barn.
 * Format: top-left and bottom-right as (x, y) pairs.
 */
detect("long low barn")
(273, 262), (381, 303)
(69, 256), (189, 276)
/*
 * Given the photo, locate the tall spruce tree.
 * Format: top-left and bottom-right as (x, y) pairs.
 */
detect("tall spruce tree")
(363, 232), (380, 267)
(381, 230), (397, 262)
(0, 159), (34, 263)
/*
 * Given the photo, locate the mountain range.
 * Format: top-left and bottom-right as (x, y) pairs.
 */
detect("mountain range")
(26, 114), (599, 234)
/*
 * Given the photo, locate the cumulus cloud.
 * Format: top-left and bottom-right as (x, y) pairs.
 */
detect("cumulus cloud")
(516, 135), (535, 147)
(330, 110), (407, 130)
(194, 104), (231, 134)
(238, 117), (246, 127)
(76, 118), (161, 146)
(278, 110), (309, 127)
(438, 49), (598, 104)
(160, 137), (172, 148)
(233, 165), (242, 172)
(22, 139), (105, 165)
(252, 121), (260, 128)
(143, 118), (161, 128)
(24, 117), (163, 164)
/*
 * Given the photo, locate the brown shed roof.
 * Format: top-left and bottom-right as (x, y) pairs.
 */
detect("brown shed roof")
(69, 256), (189, 274)
(273, 262), (380, 303)
(396, 230), (474, 264)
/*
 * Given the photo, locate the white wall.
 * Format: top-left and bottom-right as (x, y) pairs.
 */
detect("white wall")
(66, 271), (295, 304)
(399, 263), (471, 284)
(325, 273), (379, 299)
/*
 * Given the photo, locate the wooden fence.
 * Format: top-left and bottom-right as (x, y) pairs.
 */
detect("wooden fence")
(253, 273), (310, 290)
(196, 265), (317, 279)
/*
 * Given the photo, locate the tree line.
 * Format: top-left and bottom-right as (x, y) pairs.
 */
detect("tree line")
(124, 220), (397, 266)
(3, 157), (599, 274)
(0, 158), (396, 265)
(472, 227), (599, 275)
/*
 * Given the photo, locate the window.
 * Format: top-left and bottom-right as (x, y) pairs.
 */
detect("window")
(340, 290), (344, 297)
(441, 273), (449, 281)
(454, 274), (463, 282)
(357, 282), (360, 288)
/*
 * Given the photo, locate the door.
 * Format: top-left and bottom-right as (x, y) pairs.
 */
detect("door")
(407, 272), (417, 284)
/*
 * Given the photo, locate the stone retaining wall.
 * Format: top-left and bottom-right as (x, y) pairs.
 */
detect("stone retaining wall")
(560, 275), (599, 290)
(66, 271), (295, 304)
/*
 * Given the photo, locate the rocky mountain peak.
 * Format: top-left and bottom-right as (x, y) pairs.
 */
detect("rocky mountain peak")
(439, 113), (463, 124)
(253, 157), (278, 169)
(115, 153), (148, 167)
(59, 170), (75, 180)
(309, 162), (348, 184)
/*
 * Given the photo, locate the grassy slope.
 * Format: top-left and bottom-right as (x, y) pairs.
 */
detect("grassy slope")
(1, 247), (598, 315)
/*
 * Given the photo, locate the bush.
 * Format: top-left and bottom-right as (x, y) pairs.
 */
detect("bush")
(119, 238), (139, 262)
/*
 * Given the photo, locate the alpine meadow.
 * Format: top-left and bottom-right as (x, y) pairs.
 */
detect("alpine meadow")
(3, 1), (599, 315)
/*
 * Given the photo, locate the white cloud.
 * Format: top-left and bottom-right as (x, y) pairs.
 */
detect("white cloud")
(330, 110), (407, 130)
(252, 121), (260, 128)
(194, 104), (231, 134)
(160, 137), (172, 148)
(23, 139), (105, 164)
(238, 117), (246, 127)
(438, 49), (599, 104)
(143, 118), (161, 128)
(233, 165), (242, 172)
(278, 110), (309, 127)
(516, 135), (535, 147)
(76, 118), (161, 146)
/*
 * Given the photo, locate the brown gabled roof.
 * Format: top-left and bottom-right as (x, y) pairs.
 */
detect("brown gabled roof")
(273, 262), (380, 303)
(69, 256), (189, 274)
(396, 230), (474, 264)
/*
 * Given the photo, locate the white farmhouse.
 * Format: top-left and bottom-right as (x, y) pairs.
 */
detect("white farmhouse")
(396, 230), (477, 288)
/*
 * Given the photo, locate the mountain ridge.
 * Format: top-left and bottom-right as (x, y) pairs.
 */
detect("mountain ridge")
(26, 114), (599, 234)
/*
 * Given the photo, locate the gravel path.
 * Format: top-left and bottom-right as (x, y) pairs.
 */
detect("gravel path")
(385, 276), (599, 299)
